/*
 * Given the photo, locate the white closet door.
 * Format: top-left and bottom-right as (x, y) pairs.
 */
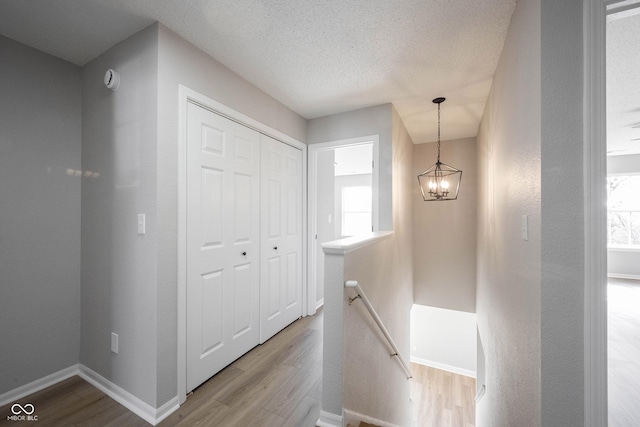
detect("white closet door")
(186, 102), (261, 392)
(260, 135), (303, 343)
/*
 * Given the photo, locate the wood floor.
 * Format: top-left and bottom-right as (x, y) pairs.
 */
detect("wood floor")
(410, 363), (476, 427)
(0, 310), (323, 427)
(0, 309), (480, 427)
(608, 278), (640, 427)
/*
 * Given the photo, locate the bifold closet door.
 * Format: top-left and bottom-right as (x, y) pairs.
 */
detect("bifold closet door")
(186, 102), (261, 392)
(260, 134), (303, 343)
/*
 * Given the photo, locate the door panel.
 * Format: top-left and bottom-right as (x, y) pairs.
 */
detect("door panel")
(260, 134), (303, 343)
(186, 102), (260, 392)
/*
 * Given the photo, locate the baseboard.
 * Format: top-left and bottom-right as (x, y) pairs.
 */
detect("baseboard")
(316, 409), (342, 427)
(608, 273), (640, 281)
(0, 364), (79, 407)
(316, 298), (325, 310)
(410, 356), (476, 378)
(343, 408), (402, 427)
(78, 365), (179, 426)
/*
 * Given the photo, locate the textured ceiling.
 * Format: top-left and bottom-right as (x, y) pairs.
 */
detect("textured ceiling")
(0, 0), (518, 144)
(607, 10), (640, 155)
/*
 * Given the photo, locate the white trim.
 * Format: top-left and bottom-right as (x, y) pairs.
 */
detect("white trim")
(0, 365), (79, 407)
(410, 356), (477, 378)
(321, 231), (393, 255)
(608, 245), (640, 253)
(307, 135), (380, 317)
(343, 408), (403, 427)
(608, 273), (640, 281)
(316, 409), (343, 427)
(584, 0), (609, 425)
(79, 365), (178, 426)
(316, 298), (325, 310)
(177, 85), (308, 401)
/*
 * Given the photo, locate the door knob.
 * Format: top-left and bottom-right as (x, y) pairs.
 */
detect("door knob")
(242, 251), (247, 256)
(273, 246), (278, 251)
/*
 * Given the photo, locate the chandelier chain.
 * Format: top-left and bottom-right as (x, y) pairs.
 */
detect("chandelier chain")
(437, 102), (441, 163)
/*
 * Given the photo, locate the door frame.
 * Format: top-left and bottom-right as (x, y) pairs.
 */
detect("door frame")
(306, 136), (379, 315)
(584, 0), (640, 424)
(177, 85), (307, 403)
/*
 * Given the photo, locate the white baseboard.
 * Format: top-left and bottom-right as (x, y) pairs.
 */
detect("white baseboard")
(78, 365), (179, 426)
(1, 364), (179, 425)
(608, 273), (640, 281)
(343, 408), (402, 427)
(410, 356), (476, 378)
(316, 409), (342, 427)
(0, 364), (79, 407)
(316, 298), (325, 310)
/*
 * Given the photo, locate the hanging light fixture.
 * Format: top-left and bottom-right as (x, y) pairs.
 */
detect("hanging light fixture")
(417, 97), (462, 201)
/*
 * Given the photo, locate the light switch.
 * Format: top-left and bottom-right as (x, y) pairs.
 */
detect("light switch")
(521, 215), (528, 241)
(138, 214), (146, 235)
(111, 332), (119, 354)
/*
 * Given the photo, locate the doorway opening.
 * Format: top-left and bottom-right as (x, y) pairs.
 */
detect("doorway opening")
(606, 3), (640, 424)
(307, 136), (379, 313)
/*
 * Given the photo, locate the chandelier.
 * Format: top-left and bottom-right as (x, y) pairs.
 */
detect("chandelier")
(417, 97), (462, 201)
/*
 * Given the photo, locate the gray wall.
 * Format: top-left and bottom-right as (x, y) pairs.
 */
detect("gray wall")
(0, 36), (81, 395)
(156, 24), (308, 405)
(307, 104), (393, 231)
(476, 0), (586, 425)
(413, 138), (477, 313)
(341, 105), (414, 425)
(540, 0), (584, 424)
(608, 154), (640, 278)
(81, 25), (159, 406)
(475, 0), (542, 424)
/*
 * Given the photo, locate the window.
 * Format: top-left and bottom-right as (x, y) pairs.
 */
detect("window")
(607, 175), (640, 247)
(341, 186), (372, 237)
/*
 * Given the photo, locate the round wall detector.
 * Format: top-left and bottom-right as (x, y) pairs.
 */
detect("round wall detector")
(104, 69), (120, 91)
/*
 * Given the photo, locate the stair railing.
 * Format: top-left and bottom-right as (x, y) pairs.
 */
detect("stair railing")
(345, 280), (412, 380)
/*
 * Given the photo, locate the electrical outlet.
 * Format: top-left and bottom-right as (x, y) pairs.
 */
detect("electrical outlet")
(111, 332), (119, 354)
(412, 345), (417, 352)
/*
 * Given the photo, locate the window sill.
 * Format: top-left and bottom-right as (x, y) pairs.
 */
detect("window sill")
(608, 246), (640, 253)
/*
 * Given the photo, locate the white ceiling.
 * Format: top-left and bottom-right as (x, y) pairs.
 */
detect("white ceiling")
(607, 10), (640, 155)
(0, 0), (518, 144)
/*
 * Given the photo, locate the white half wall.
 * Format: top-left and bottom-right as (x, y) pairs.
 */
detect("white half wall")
(410, 305), (477, 377)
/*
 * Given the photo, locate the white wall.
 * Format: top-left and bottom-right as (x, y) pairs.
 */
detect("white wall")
(81, 25), (159, 406)
(0, 35), (81, 395)
(475, 0), (542, 424)
(308, 104), (393, 231)
(607, 154), (640, 279)
(410, 305), (476, 377)
(413, 137), (477, 313)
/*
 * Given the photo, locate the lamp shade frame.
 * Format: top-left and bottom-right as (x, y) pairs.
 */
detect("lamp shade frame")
(417, 161), (463, 201)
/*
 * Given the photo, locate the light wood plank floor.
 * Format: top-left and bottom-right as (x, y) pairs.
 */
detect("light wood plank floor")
(410, 363), (475, 427)
(608, 278), (640, 427)
(0, 310), (323, 427)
